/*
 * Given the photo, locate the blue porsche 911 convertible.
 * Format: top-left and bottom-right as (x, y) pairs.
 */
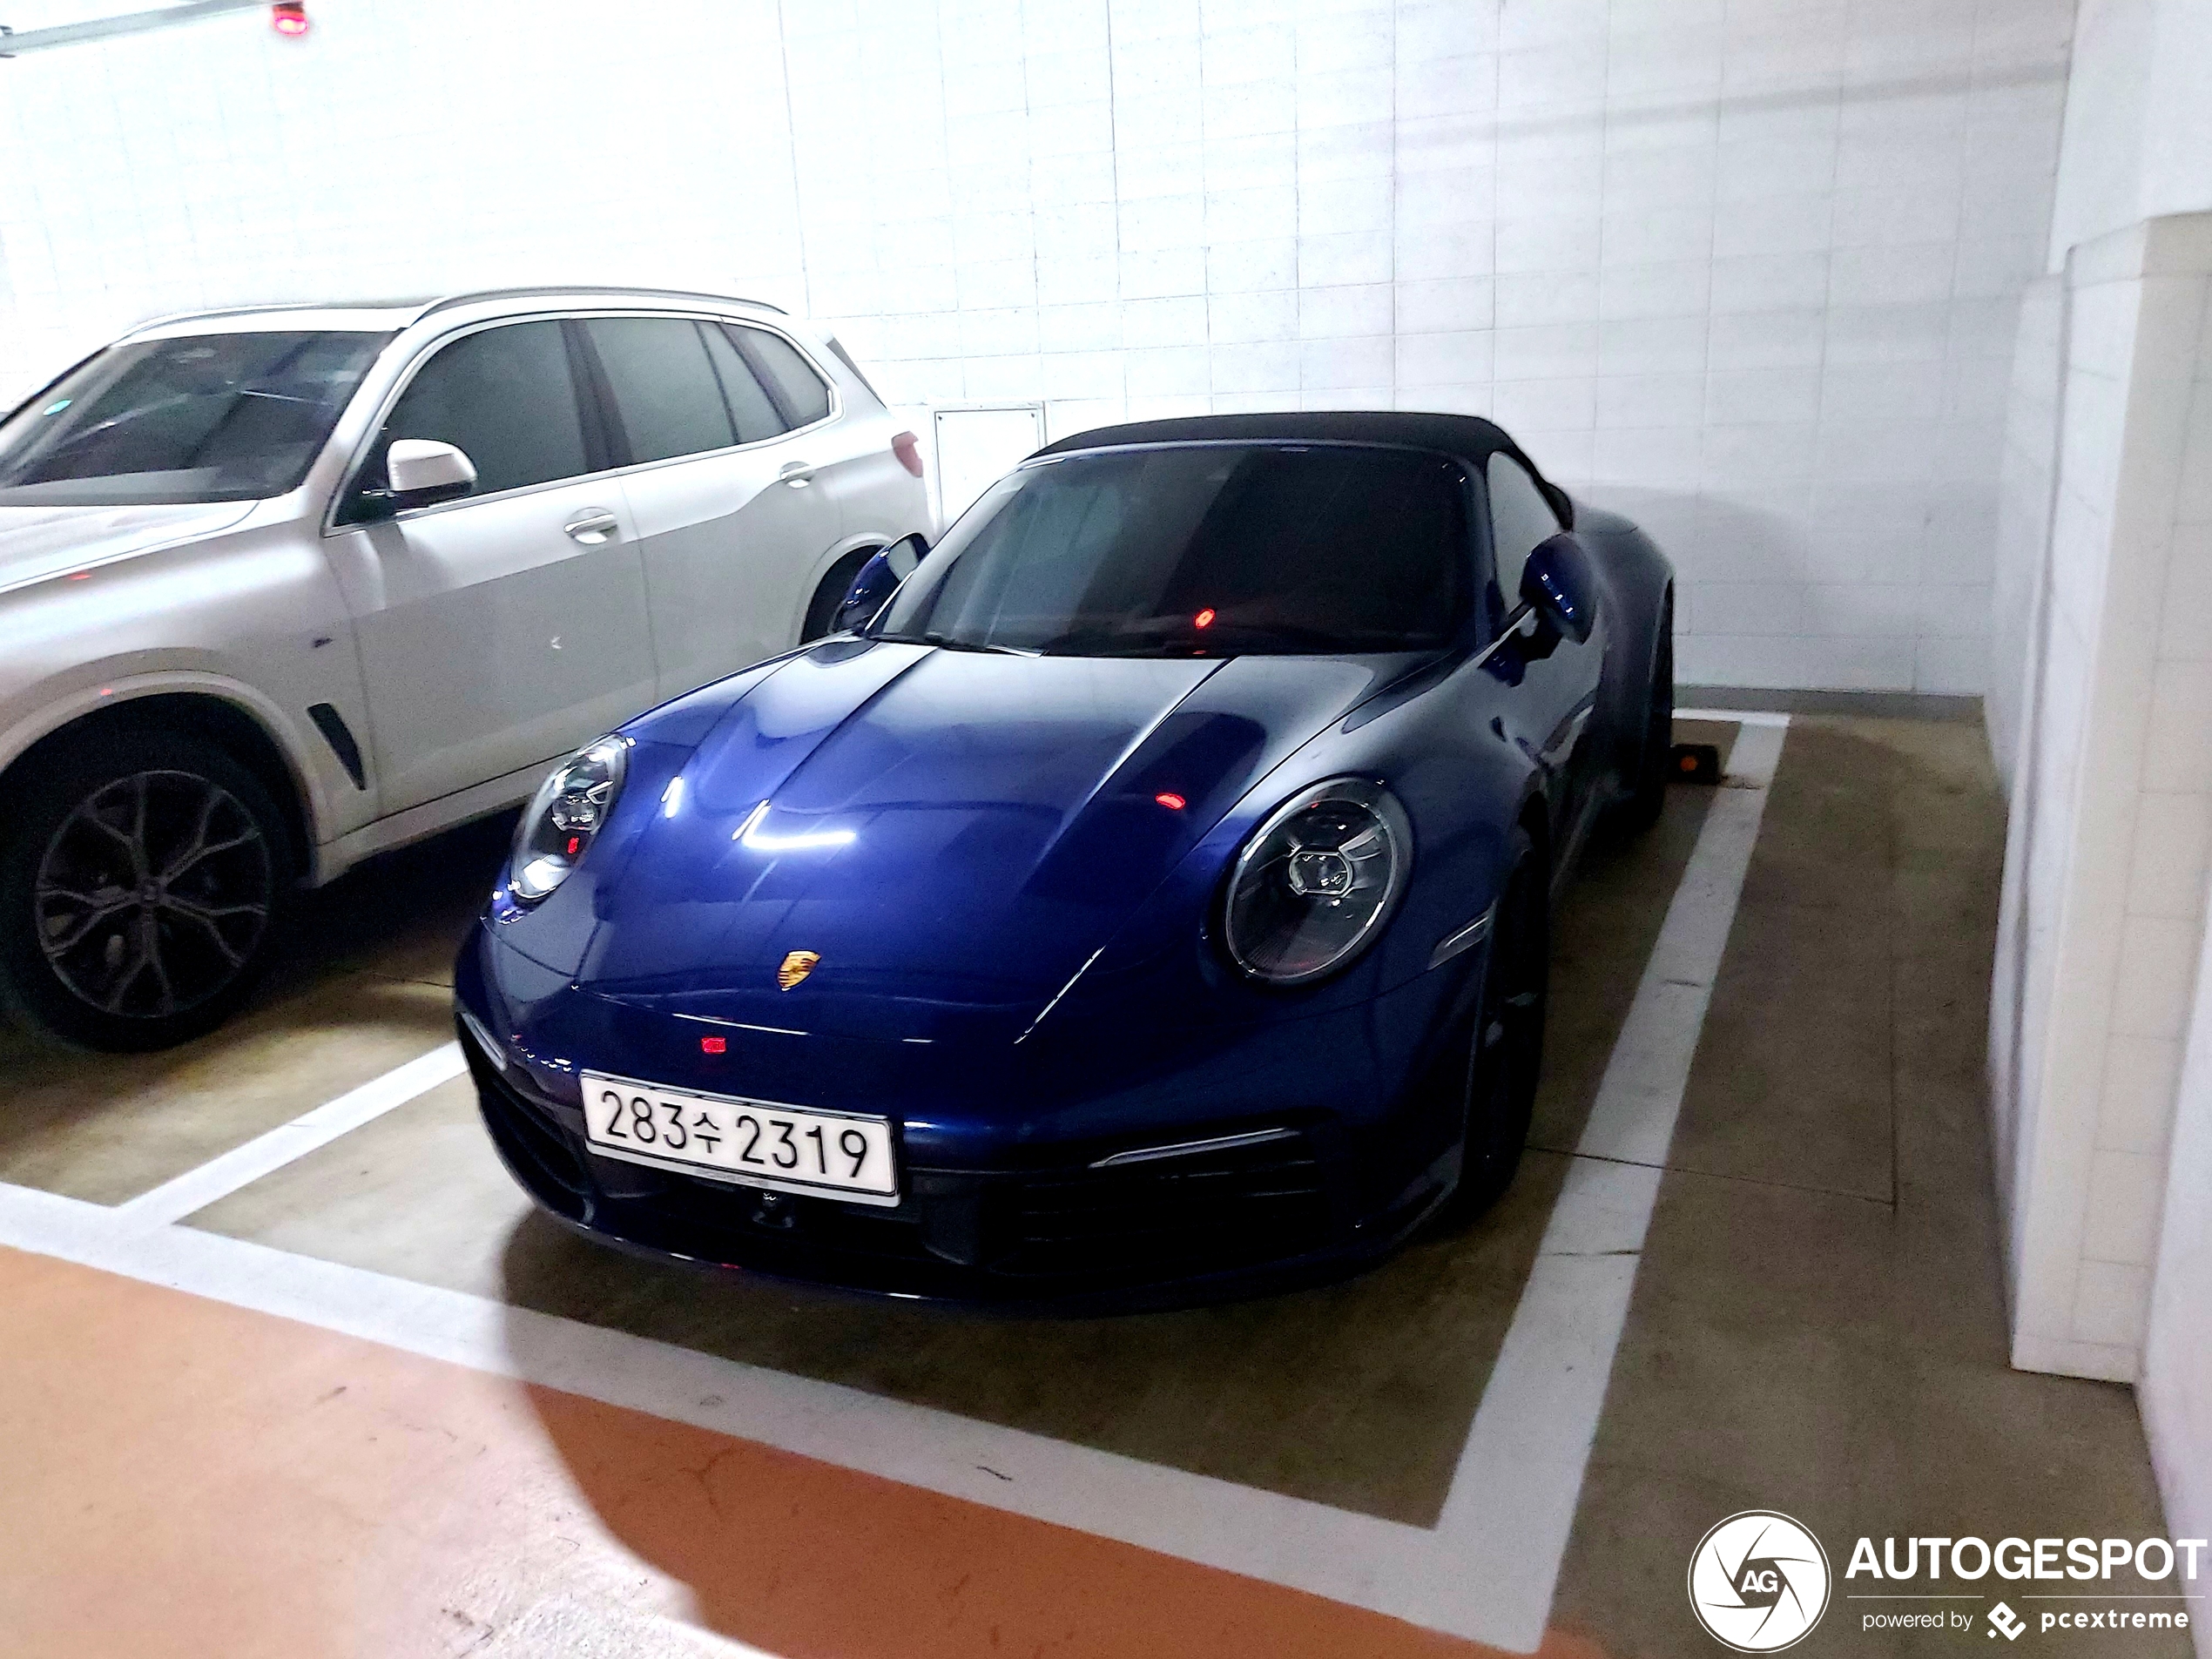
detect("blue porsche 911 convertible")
(455, 412), (1676, 1308)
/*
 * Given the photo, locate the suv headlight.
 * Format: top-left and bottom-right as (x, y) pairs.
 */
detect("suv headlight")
(1221, 777), (1412, 986)
(510, 736), (628, 904)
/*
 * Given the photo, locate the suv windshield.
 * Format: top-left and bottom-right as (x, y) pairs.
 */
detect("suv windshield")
(0, 329), (388, 507)
(871, 442), (1470, 658)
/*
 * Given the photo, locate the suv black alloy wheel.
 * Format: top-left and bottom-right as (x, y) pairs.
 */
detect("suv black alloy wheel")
(0, 732), (289, 1051)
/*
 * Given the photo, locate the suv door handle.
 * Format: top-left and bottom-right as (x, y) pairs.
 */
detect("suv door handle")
(778, 461), (815, 488)
(563, 509), (620, 544)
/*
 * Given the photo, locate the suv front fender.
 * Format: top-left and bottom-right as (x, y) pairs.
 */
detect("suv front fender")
(0, 666), (342, 883)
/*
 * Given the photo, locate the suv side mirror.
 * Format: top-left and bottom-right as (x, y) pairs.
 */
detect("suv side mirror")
(1521, 532), (1597, 644)
(383, 439), (477, 511)
(835, 534), (926, 633)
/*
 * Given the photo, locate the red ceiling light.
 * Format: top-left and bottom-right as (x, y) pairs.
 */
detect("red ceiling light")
(270, 3), (310, 37)
(1155, 792), (1186, 811)
(1193, 608), (1216, 629)
(699, 1035), (727, 1054)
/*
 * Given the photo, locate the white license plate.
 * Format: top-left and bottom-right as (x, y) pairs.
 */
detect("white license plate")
(581, 1070), (900, 1206)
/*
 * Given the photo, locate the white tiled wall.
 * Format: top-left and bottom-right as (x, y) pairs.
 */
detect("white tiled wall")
(2047, 0), (2212, 264)
(0, 1), (819, 387)
(1984, 273), (2064, 791)
(0, 0), (2072, 693)
(1991, 214), (2212, 1385)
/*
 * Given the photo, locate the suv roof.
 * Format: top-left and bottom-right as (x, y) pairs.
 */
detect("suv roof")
(125, 285), (791, 339)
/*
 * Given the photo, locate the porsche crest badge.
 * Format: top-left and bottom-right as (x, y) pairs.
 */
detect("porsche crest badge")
(777, 950), (820, 991)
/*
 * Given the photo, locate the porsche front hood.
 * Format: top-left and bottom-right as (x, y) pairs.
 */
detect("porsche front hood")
(578, 640), (1398, 1038)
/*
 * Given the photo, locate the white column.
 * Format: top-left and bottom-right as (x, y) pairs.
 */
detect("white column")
(1993, 212), (2212, 1381)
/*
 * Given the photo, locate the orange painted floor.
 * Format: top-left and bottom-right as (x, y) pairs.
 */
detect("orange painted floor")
(0, 1247), (1608, 1659)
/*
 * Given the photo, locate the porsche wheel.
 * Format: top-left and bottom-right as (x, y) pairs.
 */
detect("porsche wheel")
(1615, 590), (1675, 836)
(0, 732), (289, 1052)
(1454, 831), (1548, 1213)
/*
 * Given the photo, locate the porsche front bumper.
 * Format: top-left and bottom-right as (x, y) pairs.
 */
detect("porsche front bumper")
(455, 921), (1470, 1310)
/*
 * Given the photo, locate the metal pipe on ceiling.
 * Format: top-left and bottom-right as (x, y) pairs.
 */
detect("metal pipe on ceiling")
(0, 1), (268, 57)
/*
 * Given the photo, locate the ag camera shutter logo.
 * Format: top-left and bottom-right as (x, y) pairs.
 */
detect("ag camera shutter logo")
(1688, 1511), (1832, 1651)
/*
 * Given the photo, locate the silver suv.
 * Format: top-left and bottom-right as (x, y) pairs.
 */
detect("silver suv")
(0, 287), (932, 1049)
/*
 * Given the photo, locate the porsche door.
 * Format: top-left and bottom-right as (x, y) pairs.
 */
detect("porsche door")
(1483, 451), (1608, 841)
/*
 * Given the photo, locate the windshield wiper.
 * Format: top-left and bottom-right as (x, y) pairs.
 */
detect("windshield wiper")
(882, 630), (1039, 657)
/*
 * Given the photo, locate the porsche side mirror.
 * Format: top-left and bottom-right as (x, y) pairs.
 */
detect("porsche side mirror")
(1521, 532), (1597, 644)
(836, 533), (926, 633)
(383, 439), (477, 511)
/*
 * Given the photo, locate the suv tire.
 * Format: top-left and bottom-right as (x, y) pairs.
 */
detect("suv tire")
(802, 548), (877, 642)
(0, 731), (291, 1051)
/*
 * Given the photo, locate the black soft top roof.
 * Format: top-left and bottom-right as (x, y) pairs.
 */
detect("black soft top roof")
(1031, 410), (1572, 524)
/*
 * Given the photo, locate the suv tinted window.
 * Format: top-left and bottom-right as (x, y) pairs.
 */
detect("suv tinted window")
(374, 320), (588, 499)
(1485, 454), (1557, 612)
(584, 317), (739, 464)
(698, 322), (786, 444)
(0, 330), (387, 507)
(729, 327), (832, 428)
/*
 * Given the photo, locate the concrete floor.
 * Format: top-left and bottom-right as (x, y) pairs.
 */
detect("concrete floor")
(0, 712), (2182, 1657)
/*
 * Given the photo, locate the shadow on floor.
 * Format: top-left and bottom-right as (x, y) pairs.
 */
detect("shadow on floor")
(508, 1371), (1598, 1659)
(273, 807), (519, 991)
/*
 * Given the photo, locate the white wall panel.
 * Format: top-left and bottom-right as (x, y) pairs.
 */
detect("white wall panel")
(2047, 0), (2212, 264)
(0, 0), (2074, 691)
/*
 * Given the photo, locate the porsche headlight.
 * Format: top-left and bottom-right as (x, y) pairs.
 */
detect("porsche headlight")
(1221, 777), (1412, 985)
(509, 736), (628, 904)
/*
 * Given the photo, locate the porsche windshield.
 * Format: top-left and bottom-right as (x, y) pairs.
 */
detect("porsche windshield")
(872, 442), (1471, 657)
(0, 329), (388, 506)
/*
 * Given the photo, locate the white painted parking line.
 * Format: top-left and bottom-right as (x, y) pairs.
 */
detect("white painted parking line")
(113, 1042), (464, 1228)
(0, 714), (1785, 1652)
(1576, 721), (1787, 1168)
(1676, 706), (1791, 726)
(1413, 717), (1788, 1647)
